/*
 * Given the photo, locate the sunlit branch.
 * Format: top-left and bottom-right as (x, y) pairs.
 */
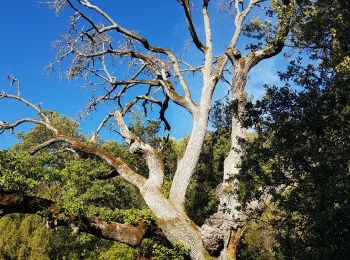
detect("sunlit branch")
(32, 133), (147, 188)
(0, 118), (55, 135)
(0, 90), (147, 189)
(6, 75), (21, 96)
(66, 0), (99, 31)
(0, 93), (50, 124)
(202, 0), (213, 77)
(29, 137), (68, 155)
(114, 111), (164, 188)
(249, 1), (293, 64)
(229, 0), (259, 49)
(89, 112), (115, 143)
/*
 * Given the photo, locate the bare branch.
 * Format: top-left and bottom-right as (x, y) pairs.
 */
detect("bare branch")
(34, 134), (147, 188)
(0, 118), (57, 135)
(66, 0), (99, 31)
(29, 137), (68, 155)
(77, 0), (171, 54)
(6, 75), (21, 96)
(0, 93), (51, 124)
(229, 0), (258, 49)
(85, 64), (149, 115)
(114, 111), (164, 188)
(202, 0), (213, 77)
(121, 95), (162, 115)
(0, 91), (149, 190)
(70, 0), (197, 114)
(178, 0), (207, 53)
(89, 112), (115, 143)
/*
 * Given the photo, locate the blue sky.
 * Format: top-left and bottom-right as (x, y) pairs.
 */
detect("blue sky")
(0, 1), (285, 149)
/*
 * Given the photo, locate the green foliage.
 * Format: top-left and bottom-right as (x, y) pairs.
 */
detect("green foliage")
(139, 239), (188, 260)
(0, 214), (52, 260)
(0, 150), (47, 192)
(185, 133), (223, 225)
(238, 0), (350, 257)
(240, 79), (350, 257)
(99, 243), (136, 260)
(128, 112), (162, 145)
(238, 218), (282, 260)
(86, 206), (155, 225)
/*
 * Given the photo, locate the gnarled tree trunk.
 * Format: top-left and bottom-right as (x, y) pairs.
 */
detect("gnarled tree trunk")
(202, 64), (248, 259)
(141, 184), (210, 260)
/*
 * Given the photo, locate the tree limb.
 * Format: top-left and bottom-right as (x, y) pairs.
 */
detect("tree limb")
(0, 189), (145, 246)
(30, 133), (147, 189)
(178, 0), (207, 52)
(114, 111), (164, 189)
(249, 2), (293, 66)
(0, 93), (51, 125)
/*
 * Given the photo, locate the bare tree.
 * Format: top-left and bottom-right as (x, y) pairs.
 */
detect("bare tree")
(0, 0), (294, 259)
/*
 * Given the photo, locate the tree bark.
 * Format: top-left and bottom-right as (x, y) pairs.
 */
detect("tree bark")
(169, 109), (209, 210)
(227, 227), (245, 260)
(140, 184), (210, 260)
(0, 187), (209, 259)
(201, 63), (249, 259)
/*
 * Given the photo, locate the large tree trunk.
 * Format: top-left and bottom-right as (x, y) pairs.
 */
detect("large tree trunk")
(202, 65), (248, 259)
(169, 77), (215, 212)
(169, 110), (210, 210)
(140, 185), (210, 260)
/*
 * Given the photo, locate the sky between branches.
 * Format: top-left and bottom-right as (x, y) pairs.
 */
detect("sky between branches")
(0, 0), (285, 149)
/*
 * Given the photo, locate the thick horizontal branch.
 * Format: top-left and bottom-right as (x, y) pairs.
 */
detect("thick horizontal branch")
(0, 189), (145, 246)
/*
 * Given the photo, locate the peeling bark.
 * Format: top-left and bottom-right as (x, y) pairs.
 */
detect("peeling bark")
(227, 227), (245, 260)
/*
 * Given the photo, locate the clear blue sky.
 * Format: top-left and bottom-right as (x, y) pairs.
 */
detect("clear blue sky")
(0, 1), (285, 149)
